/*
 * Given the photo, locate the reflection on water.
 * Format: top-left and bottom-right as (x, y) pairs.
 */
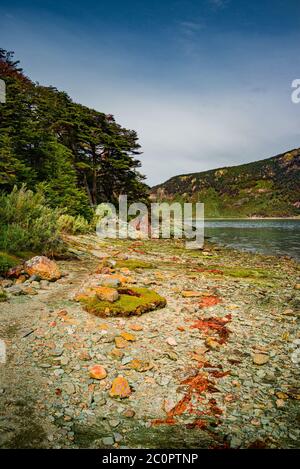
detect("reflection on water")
(201, 219), (300, 261)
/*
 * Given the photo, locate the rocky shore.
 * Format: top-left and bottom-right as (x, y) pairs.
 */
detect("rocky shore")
(0, 235), (299, 449)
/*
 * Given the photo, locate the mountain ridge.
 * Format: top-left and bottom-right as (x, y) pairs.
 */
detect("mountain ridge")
(150, 148), (300, 217)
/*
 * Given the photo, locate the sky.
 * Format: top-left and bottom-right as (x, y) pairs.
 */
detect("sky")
(1, 0), (300, 185)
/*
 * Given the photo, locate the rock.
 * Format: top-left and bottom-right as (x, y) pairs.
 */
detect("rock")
(182, 291), (202, 298)
(7, 264), (24, 278)
(115, 337), (128, 349)
(166, 337), (177, 347)
(40, 280), (50, 289)
(109, 376), (131, 398)
(129, 324), (143, 331)
(89, 365), (107, 380)
(95, 286), (119, 303)
(276, 399), (285, 408)
(294, 284), (300, 290)
(120, 332), (136, 342)
(113, 432), (123, 443)
(111, 348), (124, 359)
(252, 353), (269, 365)
(102, 436), (114, 446)
(24, 256), (61, 281)
(79, 350), (91, 361)
(109, 419), (120, 428)
(0, 279), (13, 288)
(7, 285), (25, 296)
(122, 408), (135, 418)
(63, 382), (76, 395)
(97, 275), (121, 288)
(129, 359), (153, 372)
(205, 337), (221, 350)
(0, 340), (6, 364)
(21, 286), (38, 295)
(15, 275), (27, 284)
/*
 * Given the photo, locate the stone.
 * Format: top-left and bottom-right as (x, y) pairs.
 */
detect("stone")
(109, 419), (120, 428)
(129, 359), (153, 372)
(120, 332), (136, 342)
(0, 340), (6, 364)
(24, 256), (61, 281)
(21, 286), (38, 295)
(205, 337), (221, 350)
(95, 286), (119, 303)
(166, 337), (177, 346)
(182, 291), (202, 298)
(276, 399), (285, 408)
(113, 432), (123, 443)
(252, 353), (269, 365)
(123, 408), (135, 418)
(115, 337), (128, 349)
(63, 382), (76, 395)
(97, 275), (121, 288)
(102, 436), (114, 446)
(109, 376), (131, 398)
(111, 348), (124, 359)
(7, 285), (25, 296)
(7, 265), (23, 278)
(89, 365), (107, 380)
(79, 350), (91, 361)
(294, 284), (300, 290)
(129, 324), (143, 331)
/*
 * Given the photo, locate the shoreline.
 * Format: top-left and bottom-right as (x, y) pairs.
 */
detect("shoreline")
(0, 235), (299, 449)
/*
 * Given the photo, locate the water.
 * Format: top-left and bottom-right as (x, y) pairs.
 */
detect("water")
(201, 219), (300, 261)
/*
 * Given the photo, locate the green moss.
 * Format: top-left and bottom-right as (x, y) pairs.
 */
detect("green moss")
(116, 259), (154, 270)
(199, 264), (272, 279)
(80, 286), (166, 317)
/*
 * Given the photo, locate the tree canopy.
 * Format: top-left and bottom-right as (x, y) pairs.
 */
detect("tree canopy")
(0, 49), (148, 220)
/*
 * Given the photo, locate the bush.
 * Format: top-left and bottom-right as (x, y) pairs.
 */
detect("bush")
(57, 214), (91, 235)
(0, 186), (64, 255)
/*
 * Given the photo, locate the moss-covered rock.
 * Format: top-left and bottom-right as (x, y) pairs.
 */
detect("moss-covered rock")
(78, 286), (166, 317)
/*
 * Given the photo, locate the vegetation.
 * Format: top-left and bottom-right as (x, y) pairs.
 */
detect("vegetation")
(0, 48), (148, 220)
(0, 186), (64, 255)
(80, 287), (167, 317)
(152, 149), (300, 217)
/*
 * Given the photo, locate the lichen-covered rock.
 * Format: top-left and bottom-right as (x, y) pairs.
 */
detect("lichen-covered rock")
(109, 376), (131, 398)
(24, 256), (61, 281)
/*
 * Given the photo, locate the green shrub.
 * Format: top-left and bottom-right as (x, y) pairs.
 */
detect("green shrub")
(0, 186), (64, 255)
(57, 214), (91, 235)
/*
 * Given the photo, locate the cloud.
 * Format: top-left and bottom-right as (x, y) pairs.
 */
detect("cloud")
(208, 0), (229, 10)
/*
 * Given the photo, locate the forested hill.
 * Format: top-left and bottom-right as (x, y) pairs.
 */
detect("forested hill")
(151, 149), (300, 217)
(0, 49), (148, 220)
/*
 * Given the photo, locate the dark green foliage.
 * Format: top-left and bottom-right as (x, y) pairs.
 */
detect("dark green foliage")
(152, 150), (300, 217)
(0, 49), (148, 219)
(0, 186), (63, 254)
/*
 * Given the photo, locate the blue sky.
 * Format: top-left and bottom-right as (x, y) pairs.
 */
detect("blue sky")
(1, 0), (300, 184)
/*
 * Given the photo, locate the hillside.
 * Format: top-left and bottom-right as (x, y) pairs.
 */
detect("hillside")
(151, 149), (300, 217)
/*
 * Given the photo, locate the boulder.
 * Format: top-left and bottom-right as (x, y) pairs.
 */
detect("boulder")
(24, 256), (61, 281)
